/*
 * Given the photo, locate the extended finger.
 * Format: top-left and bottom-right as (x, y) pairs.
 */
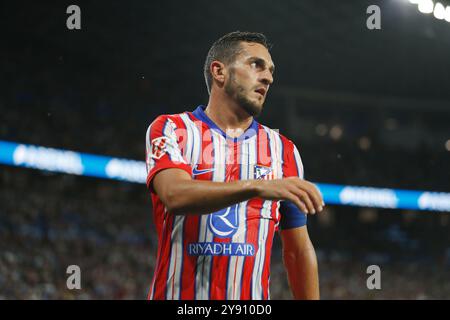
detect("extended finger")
(298, 181), (324, 213)
(307, 182), (324, 212)
(286, 191), (308, 214)
(293, 189), (316, 214)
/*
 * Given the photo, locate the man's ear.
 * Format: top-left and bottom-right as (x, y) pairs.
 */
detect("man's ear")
(210, 61), (227, 86)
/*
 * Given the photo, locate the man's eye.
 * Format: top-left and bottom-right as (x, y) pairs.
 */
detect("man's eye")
(251, 62), (262, 70)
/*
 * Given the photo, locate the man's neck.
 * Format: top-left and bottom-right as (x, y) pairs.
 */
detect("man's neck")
(204, 92), (253, 139)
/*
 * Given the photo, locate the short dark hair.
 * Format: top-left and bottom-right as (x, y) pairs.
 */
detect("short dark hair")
(203, 31), (271, 95)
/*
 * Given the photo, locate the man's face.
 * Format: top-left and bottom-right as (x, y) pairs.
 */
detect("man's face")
(224, 42), (275, 117)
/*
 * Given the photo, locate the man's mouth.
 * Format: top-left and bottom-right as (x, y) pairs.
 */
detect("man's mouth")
(254, 87), (267, 97)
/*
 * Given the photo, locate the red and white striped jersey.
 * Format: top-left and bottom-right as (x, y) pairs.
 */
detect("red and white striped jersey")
(145, 105), (306, 300)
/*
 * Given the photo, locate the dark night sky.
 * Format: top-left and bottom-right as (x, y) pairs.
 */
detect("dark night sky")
(3, 0), (450, 113)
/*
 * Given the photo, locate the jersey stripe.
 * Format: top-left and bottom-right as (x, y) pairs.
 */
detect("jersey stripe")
(210, 139), (238, 299)
(252, 127), (275, 299)
(152, 211), (174, 299)
(293, 144), (304, 179)
(194, 130), (226, 299)
(207, 131), (228, 299)
(178, 114), (204, 299)
(226, 136), (257, 299)
(166, 215), (183, 299)
(148, 207), (168, 299)
(240, 130), (266, 299)
(191, 122), (214, 300)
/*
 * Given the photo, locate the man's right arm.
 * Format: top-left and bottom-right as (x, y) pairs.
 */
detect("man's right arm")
(152, 168), (324, 215)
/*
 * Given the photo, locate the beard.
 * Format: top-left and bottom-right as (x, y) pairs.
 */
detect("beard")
(224, 70), (263, 117)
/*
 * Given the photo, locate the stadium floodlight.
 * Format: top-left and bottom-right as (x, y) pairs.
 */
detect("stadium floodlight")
(445, 6), (450, 21)
(418, 0), (434, 13)
(433, 2), (446, 19)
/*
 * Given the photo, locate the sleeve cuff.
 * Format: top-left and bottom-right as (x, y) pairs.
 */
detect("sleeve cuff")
(146, 163), (193, 193)
(279, 201), (307, 230)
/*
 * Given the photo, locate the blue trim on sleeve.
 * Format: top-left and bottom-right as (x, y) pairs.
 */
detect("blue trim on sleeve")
(279, 201), (307, 230)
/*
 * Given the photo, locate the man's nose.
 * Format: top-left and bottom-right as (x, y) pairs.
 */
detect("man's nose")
(260, 70), (273, 86)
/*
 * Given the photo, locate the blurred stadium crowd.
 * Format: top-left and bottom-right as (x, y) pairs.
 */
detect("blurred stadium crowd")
(1, 164), (449, 299)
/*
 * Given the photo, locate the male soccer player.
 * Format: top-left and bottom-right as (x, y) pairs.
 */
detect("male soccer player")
(145, 31), (324, 300)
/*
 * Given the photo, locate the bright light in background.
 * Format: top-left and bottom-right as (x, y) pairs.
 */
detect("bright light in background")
(330, 125), (343, 141)
(445, 139), (450, 151)
(358, 137), (372, 151)
(433, 2), (446, 19)
(446, 6), (450, 21)
(405, 0), (450, 23)
(418, 0), (435, 13)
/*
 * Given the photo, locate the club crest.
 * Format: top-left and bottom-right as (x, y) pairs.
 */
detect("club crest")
(254, 165), (273, 180)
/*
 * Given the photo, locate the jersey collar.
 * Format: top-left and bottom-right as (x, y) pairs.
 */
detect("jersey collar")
(192, 105), (259, 142)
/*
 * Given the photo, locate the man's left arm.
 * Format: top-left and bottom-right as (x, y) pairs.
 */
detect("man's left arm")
(278, 138), (320, 299)
(280, 225), (320, 300)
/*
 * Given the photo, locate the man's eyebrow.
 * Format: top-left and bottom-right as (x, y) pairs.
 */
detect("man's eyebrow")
(249, 57), (275, 73)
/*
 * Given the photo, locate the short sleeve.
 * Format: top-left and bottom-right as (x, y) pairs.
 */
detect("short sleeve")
(279, 141), (307, 230)
(145, 115), (192, 192)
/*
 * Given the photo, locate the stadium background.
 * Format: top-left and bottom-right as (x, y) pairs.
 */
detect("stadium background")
(1, 0), (449, 299)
